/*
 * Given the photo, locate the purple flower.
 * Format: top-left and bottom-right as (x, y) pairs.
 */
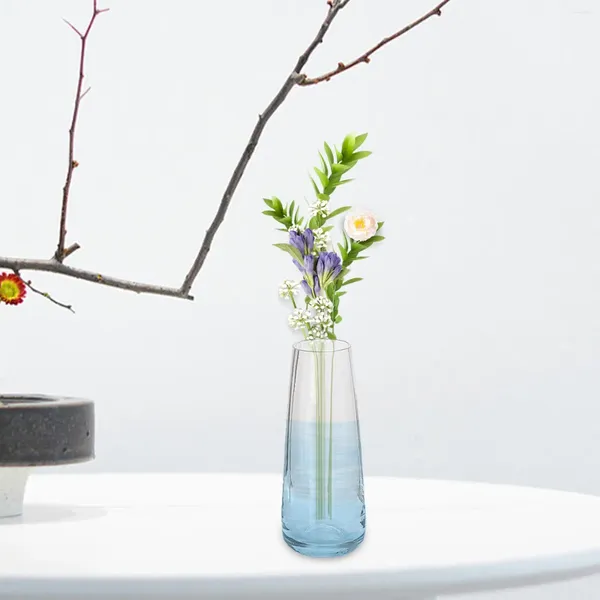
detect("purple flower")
(301, 255), (320, 296)
(316, 251), (343, 289)
(300, 280), (312, 296)
(288, 230), (322, 297)
(303, 255), (315, 275)
(289, 229), (314, 257)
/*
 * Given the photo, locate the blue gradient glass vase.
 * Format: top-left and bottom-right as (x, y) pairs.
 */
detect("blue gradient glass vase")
(282, 340), (365, 557)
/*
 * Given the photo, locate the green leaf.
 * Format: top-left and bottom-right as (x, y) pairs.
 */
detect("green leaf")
(326, 286), (335, 302)
(314, 167), (328, 190)
(327, 331), (337, 340)
(354, 132), (368, 150)
(273, 243), (304, 264)
(361, 235), (385, 249)
(321, 225), (334, 233)
(349, 151), (372, 161)
(350, 240), (366, 252)
(377, 221), (384, 230)
(337, 291), (347, 297)
(317, 193), (330, 202)
(271, 197), (283, 213)
(309, 215), (324, 230)
(262, 210), (279, 217)
(324, 142), (334, 165)
(342, 133), (356, 159)
(354, 256), (369, 260)
(263, 198), (274, 209)
(289, 200), (296, 217)
(310, 176), (320, 196)
(337, 243), (348, 262)
(318, 152), (328, 175)
(332, 178), (354, 187)
(335, 315), (343, 324)
(342, 277), (363, 287)
(342, 231), (350, 251)
(325, 205), (352, 221)
(334, 145), (343, 161)
(331, 163), (353, 176)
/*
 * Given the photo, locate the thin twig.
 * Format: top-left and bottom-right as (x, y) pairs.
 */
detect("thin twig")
(18, 274), (76, 313)
(179, 0), (351, 295)
(55, 2), (108, 262)
(0, 257), (193, 300)
(298, 0), (453, 86)
(179, 0), (351, 293)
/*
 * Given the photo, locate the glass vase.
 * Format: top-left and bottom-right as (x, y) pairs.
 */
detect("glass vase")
(282, 339), (365, 557)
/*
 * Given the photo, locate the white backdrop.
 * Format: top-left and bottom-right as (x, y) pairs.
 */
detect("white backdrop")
(1, 1), (599, 598)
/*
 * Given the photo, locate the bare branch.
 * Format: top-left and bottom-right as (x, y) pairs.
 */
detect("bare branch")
(179, 0), (352, 295)
(55, 1), (108, 262)
(0, 257), (193, 300)
(79, 86), (92, 101)
(19, 275), (76, 313)
(298, 0), (453, 86)
(62, 19), (83, 38)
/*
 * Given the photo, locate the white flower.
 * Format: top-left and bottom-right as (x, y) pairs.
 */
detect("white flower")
(307, 328), (330, 341)
(312, 312), (333, 329)
(278, 280), (299, 299)
(309, 296), (333, 313)
(309, 199), (330, 219)
(313, 227), (330, 252)
(288, 308), (312, 331)
(344, 208), (378, 242)
(288, 225), (302, 233)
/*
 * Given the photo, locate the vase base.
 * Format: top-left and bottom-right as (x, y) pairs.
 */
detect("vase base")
(283, 529), (364, 558)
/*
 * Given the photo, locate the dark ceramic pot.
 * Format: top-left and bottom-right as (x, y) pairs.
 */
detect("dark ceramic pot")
(0, 395), (94, 517)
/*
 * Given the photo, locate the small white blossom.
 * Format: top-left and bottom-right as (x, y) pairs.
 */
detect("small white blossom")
(309, 199), (330, 219)
(278, 280), (299, 299)
(310, 296), (334, 313)
(312, 311), (333, 328)
(307, 320), (331, 340)
(288, 308), (312, 331)
(288, 225), (302, 234)
(313, 227), (330, 252)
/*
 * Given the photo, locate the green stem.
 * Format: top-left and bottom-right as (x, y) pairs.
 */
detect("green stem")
(327, 347), (335, 519)
(313, 343), (323, 520)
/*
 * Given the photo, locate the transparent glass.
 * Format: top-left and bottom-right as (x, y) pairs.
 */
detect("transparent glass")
(282, 339), (365, 557)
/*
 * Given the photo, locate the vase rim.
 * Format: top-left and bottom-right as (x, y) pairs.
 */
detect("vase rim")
(293, 339), (351, 353)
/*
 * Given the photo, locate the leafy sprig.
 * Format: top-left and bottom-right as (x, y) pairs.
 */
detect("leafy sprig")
(262, 197), (304, 232)
(263, 132), (384, 340)
(309, 133), (372, 230)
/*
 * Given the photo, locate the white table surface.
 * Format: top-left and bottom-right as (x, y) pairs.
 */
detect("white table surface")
(1, 474), (600, 599)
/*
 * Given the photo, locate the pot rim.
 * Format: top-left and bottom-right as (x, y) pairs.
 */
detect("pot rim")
(0, 394), (92, 408)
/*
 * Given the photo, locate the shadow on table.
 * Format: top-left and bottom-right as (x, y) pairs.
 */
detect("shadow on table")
(0, 505), (107, 526)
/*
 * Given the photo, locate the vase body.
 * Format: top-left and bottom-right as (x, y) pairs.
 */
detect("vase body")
(282, 340), (365, 557)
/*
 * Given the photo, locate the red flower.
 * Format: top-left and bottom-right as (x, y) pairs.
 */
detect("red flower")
(0, 273), (27, 305)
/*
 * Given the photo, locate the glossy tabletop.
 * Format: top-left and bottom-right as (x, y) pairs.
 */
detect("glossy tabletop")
(1, 474), (600, 599)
